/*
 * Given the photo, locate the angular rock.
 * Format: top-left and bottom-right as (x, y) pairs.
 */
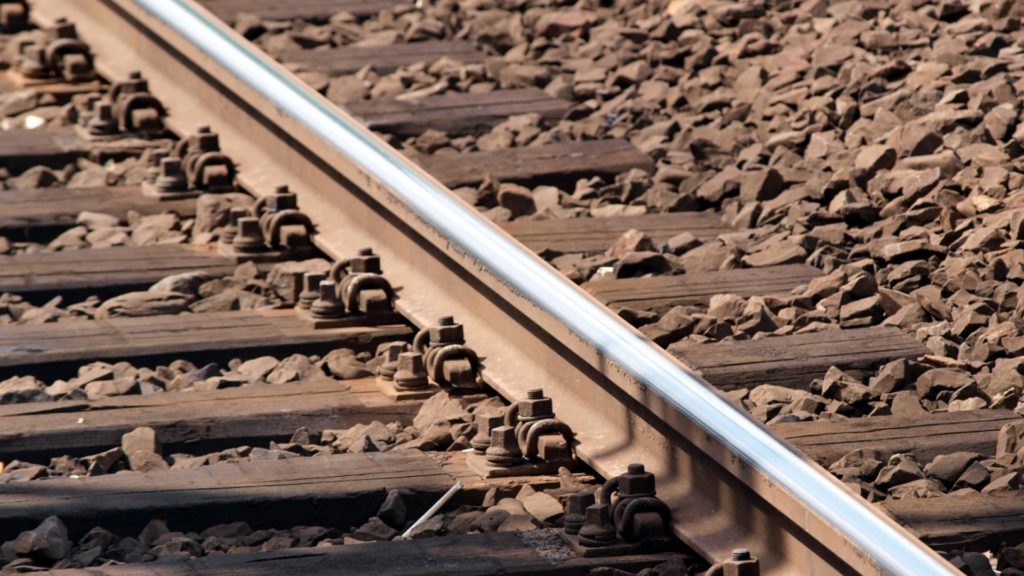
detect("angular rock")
(96, 291), (190, 319)
(1, 516), (71, 563)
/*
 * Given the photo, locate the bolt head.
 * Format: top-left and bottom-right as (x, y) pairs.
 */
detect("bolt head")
(159, 157), (182, 175)
(430, 322), (464, 345)
(396, 352), (425, 374)
(394, 352), (428, 389)
(489, 426), (517, 451)
(485, 425), (523, 466)
(518, 396), (554, 420)
(267, 192), (298, 212)
(618, 466), (656, 497)
(231, 217), (265, 252)
(350, 253), (382, 274)
(301, 272), (324, 293)
(195, 132), (219, 152)
(566, 491), (596, 514)
(379, 341), (407, 362)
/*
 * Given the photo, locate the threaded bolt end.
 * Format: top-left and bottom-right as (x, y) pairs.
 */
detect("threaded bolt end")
(526, 388), (543, 400)
(627, 463), (645, 474)
(732, 549), (751, 561)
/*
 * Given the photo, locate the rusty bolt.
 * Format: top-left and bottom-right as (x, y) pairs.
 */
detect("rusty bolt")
(194, 129), (220, 153)
(618, 463), (656, 498)
(19, 44), (47, 78)
(563, 491), (595, 535)
(87, 101), (118, 136)
(220, 207), (248, 245)
(430, 315), (464, 346)
(469, 413), (504, 453)
(154, 158), (186, 193)
(143, 149), (167, 181)
(265, 186), (298, 212)
(350, 247), (382, 274)
(723, 549), (760, 576)
(485, 425), (523, 467)
(297, 272), (324, 310)
(231, 217), (265, 253)
(122, 70), (148, 94)
(310, 280), (344, 319)
(53, 17), (77, 39)
(518, 388), (554, 421)
(74, 93), (100, 127)
(393, 352), (428, 390)
(375, 341), (408, 381)
(61, 53), (93, 83)
(578, 503), (617, 547)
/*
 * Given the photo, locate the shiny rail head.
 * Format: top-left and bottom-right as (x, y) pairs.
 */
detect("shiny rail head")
(130, 1), (955, 573)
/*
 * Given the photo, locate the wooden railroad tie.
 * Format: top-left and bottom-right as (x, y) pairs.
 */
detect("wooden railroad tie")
(501, 212), (732, 254)
(669, 326), (926, 391)
(0, 185), (194, 238)
(0, 377), (421, 461)
(198, 0), (406, 23)
(344, 89), (571, 137)
(0, 310), (410, 372)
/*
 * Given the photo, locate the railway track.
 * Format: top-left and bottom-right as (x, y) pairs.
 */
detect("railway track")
(0, 0), (1019, 574)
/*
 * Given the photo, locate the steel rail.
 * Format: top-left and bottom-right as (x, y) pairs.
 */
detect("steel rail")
(28, 1), (956, 573)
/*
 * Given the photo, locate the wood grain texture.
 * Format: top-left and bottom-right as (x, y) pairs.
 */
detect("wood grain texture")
(885, 494), (1024, 551)
(0, 128), (89, 172)
(282, 40), (485, 76)
(501, 212), (732, 254)
(0, 377), (420, 461)
(773, 409), (1019, 466)
(0, 310), (410, 371)
(0, 451), (455, 540)
(669, 326), (925, 391)
(345, 89), (569, 137)
(416, 139), (655, 188)
(0, 186), (193, 236)
(584, 264), (819, 313)
(44, 531), (672, 576)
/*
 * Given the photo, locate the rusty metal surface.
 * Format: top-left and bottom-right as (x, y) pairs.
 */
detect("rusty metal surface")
(25, 1), (957, 574)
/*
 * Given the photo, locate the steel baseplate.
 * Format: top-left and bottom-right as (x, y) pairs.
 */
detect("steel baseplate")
(294, 305), (404, 329)
(3, 68), (104, 96)
(217, 241), (316, 263)
(465, 452), (572, 479)
(374, 377), (439, 401)
(560, 531), (675, 559)
(140, 179), (201, 200)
